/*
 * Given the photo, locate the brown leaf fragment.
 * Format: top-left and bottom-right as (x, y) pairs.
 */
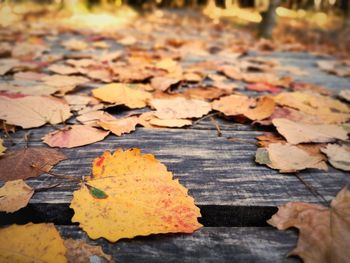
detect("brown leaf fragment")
(321, 144), (350, 171)
(268, 187), (350, 263)
(62, 38), (89, 51)
(256, 143), (327, 173)
(64, 239), (114, 263)
(77, 110), (116, 126)
(272, 118), (348, 144)
(42, 125), (109, 148)
(0, 147), (66, 181)
(0, 180), (34, 213)
(339, 90), (350, 103)
(0, 95), (72, 129)
(150, 97), (211, 119)
(0, 138), (6, 155)
(149, 118), (192, 128)
(150, 76), (180, 92)
(98, 116), (139, 136)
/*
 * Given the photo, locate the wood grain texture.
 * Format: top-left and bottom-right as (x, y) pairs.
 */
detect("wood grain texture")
(3, 123), (348, 207)
(56, 226), (300, 263)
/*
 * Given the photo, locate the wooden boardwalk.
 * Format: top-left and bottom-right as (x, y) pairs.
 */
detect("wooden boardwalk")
(1, 30), (349, 261)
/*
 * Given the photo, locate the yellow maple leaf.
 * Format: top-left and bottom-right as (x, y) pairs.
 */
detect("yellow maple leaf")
(70, 148), (202, 242)
(92, 83), (152, 109)
(0, 223), (67, 262)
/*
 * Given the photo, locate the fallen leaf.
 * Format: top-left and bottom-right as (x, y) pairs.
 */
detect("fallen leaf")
(0, 138), (6, 155)
(64, 239), (114, 263)
(183, 86), (229, 101)
(321, 144), (350, 171)
(317, 60), (350, 77)
(62, 38), (88, 51)
(98, 116), (139, 136)
(0, 81), (58, 96)
(48, 64), (80, 75)
(42, 125), (109, 148)
(272, 118), (348, 144)
(92, 83), (152, 109)
(274, 91), (350, 124)
(150, 97), (211, 119)
(70, 148), (202, 242)
(339, 90), (350, 102)
(150, 76), (180, 91)
(246, 82), (281, 93)
(64, 95), (98, 112)
(149, 117), (192, 128)
(0, 95), (72, 128)
(0, 180), (34, 213)
(0, 223), (66, 262)
(77, 110), (116, 126)
(0, 147), (66, 181)
(212, 95), (275, 120)
(42, 74), (89, 95)
(268, 187), (350, 263)
(256, 143), (327, 173)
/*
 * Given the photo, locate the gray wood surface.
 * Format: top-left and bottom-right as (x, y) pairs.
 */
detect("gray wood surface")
(57, 226), (300, 263)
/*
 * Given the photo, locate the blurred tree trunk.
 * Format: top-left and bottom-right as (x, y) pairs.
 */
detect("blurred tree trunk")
(258, 0), (280, 39)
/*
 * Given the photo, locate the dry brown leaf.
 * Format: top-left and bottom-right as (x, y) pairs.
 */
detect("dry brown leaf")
(272, 118), (348, 144)
(0, 95), (72, 128)
(70, 148), (202, 242)
(92, 83), (152, 109)
(339, 90), (350, 102)
(0, 147), (66, 181)
(150, 76), (180, 91)
(77, 110), (116, 126)
(64, 239), (114, 263)
(256, 143), (327, 173)
(62, 38), (88, 51)
(212, 95), (275, 120)
(0, 138), (6, 155)
(183, 87), (229, 101)
(149, 117), (192, 128)
(42, 74), (89, 95)
(150, 97), (211, 119)
(268, 187), (350, 263)
(0, 180), (34, 213)
(48, 64), (80, 75)
(317, 60), (350, 77)
(0, 82), (58, 96)
(98, 116), (139, 136)
(321, 144), (350, 171)
(64, 95), (98, 112)
(274, 92), (350, 124)
(42, 125), (109, 148)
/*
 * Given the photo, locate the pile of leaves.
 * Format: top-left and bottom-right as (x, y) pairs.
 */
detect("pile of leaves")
(0, 8), (349, 262)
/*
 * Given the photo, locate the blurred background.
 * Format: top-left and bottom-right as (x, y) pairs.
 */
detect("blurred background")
(1, 0), (349, 55)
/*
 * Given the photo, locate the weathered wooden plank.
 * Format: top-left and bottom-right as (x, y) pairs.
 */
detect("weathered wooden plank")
(3, 125), (348, 207)
(55, 226), (300, 263)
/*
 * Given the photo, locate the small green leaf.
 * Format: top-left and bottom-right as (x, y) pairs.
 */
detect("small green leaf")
(86, 184), (108, 199)
(255, 148), (271, 165)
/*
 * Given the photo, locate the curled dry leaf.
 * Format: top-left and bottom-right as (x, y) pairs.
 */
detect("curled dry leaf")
(92, 83), (152, 109)
(70, 148), (202, 242)
(321, 144), (350, 171)
(256, 143), (327, 173)
(150, 97), (211, 119)
(64, 239), (114, 263)
(0, 95), (72, 128)
(212, 95), (275, 121)
(339, 90), (350, 102)
(98, 116), (139, 136)
(42, 125), (109, 148)
(0, 147), (66, 181)
(268, 187), (350, 263)
(0, 223), (66, 262)
(0, 180), (34, 213)
(274, 91), (350, 124)
(0, 138), (6, 155)
(272, 118), (348, 144)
